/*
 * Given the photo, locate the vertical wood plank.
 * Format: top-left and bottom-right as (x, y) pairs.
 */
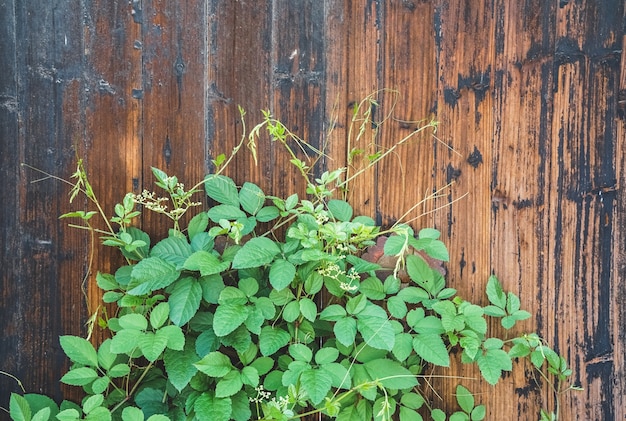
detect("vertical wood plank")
(0, 0), (22, 402)
(270, 0), (326, 199)
(377, 1), (438, 227)
(141, 0), (208, 235)
(0, 0), (86, 402)
(490, 0), (558, 417)
(340, 1), (383, 220)
(429, 0), (498, 414)
(546, 2), (623, 419)
(82, 0), (143, 348)
(207, 0), (273, 192)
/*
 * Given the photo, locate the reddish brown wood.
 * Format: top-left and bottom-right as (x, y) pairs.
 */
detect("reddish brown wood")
(1, 1), (624, 419)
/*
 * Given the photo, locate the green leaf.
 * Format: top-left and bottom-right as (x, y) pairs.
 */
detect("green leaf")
(486, 275), (506, 308)
(213, 304), (249, 336)
(119, 313), (148, 331)
(194, 392), (232, 421)
(282, 300), (300, 323)
(397, 288), (428, 307)
(255, 206), (280, 222)
(431, 409), (446, 421)
(299, 298), (317, 322)
(383, 235), (407, 256)
(399, 406), (423, 421)
(300, 368), (333, 405)
(357, 312), (395, 351)
(418, 239), (449, 262)
(128, 257), (180, 295)
(239, 182), (265, 215)
(56, 408), (80, 421)
(455, 385), (474, 413)
(207, 204), (247, 222)
(159, 325), (185, 350)
(327, 199), (353, 222)
(388, 296), (408, 319)
(194, 351), (233, 377)
(392, 333), (414, 362)
(323, 363), (352, 389)
(269, 259), (296, 291)
(400, 393), (424, 410)
(110, 329), (142, 354)
(23, 394), (59, 420)
(259, 326), (291, 356)
(471, 405), (486, 420)
(184, 251), (230, 276)
(60, 335), (99, 367)
(107, 363), (130, 378)
(506, 292), (521, 313)
(205, 175), (239, 207)
(188, 212), (209, 240)
(96, 272), (118, 291)
(315, 347), (339, 364)
(150, 236), (193, 268)
(231, 391), (253, 421)
(241, 366), (260, 387)
(83, 394), (104, 414)
(31, 407), (51, 421)
(418, 228), (440, 240)
(320, 304), (347, 321)
(412, 334), (450, 367)
(346, 294), (367, 315)
(216, 370), (244, 397)
(363, 358), (418, 389)
(164, 341), (198, 392)
(337, 400), (372, 421)
(406, 255), (434, 290)
(483, 305), (506, 317)
(91, 376), (110, 394)
(359, 277), (385, 300)
(250, 356), (274, 376)
(232, 237), (280, 269)
(168, 277), (202, 326)
(60, 367), (98, 386)
(238, 277), (259, 297)
(476, 349), (512, 385)
(334, 317), (357, 347)
(218, 286), (248, 305)
(138, 331), (169, 362)
(450, 412), (469, 421)
(121, 406), (143, 421)
(9, 393), (31, 421)
(150, 302), (170, 329)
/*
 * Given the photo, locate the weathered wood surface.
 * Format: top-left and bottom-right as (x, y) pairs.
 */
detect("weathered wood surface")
(1, 1), (624, 419)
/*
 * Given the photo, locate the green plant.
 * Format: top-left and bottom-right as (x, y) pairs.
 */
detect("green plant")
(8, 98), (578, 421)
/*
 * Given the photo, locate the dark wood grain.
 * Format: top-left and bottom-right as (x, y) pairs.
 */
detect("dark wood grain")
(1, 0), (624, 419)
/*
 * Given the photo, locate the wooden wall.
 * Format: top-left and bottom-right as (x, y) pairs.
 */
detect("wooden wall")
(1, 1), (624, 419)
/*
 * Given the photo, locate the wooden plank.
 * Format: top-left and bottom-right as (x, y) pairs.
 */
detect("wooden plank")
(207, 1), (273, 192)
(489, 0), (559, 418)
(545, 2), (623, 419)
(428, 0), (498, 414)
(0, 0), (87, 403)
(81, 0), (143, 352)
(613, 15), (626, 421)
(269, 0), (326, 200)
(0, 0), (22, 403)
(339, 1), (384, 220)
(376, 1), (438, 228)
(140, 0), (208, 234)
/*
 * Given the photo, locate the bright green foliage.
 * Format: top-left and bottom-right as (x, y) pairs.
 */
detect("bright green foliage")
(12, 108), (577, 421)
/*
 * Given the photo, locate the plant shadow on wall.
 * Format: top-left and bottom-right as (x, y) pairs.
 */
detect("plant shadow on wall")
(8, 91), (580, 421)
